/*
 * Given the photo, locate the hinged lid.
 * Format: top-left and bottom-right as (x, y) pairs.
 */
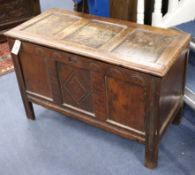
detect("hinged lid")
(5, 8), (191, 77)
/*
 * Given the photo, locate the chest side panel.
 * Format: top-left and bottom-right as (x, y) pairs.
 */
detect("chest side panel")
(159, 51), (187, 133)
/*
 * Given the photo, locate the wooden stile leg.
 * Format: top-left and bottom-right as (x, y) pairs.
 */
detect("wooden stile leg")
(14, 59), (36, 120)
(9, 39), (35, 120)
(145, 138), (158, 169)
(144, 78), (160, 169)
(13, 54), (36, 120)
(172, 106), (183, 125)
(22, 99), (35, 120)
(145, 109), (159, 169)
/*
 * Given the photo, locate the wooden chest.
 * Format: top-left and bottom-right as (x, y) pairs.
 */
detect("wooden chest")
(0, 0), (40, 42)
(5, 9), (191, 169)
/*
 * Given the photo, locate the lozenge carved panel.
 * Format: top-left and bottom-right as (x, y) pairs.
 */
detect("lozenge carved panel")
(57, 62), (94, 114)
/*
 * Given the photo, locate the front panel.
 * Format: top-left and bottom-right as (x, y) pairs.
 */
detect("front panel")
(105, 68), (148, 133)
(16, 40), (149, 135)
(19, 42), (53, 100)
(57, 62), (94, 114)
(49, 50), (149, 134)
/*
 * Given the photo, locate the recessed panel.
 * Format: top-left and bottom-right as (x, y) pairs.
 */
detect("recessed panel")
(22, 14), (80, 37)
(106, 76), (146, 132)
(20, 44), (53, 99)
(113, 30), (175, 62)
(64, 21), (124, 48)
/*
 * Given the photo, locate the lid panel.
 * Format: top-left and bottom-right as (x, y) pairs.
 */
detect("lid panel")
(112, 30), (176, 63)
(22, 13), (80, 37)
(5, 9), (190, 76)
(64, 20), (125, 48)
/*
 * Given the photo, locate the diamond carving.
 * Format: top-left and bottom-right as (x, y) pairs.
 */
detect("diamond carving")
(58, 62), (93, 112)
(63, 72), (90, 105)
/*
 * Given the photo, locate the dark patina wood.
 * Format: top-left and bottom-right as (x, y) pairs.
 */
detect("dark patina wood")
(0, 0), (40, 42)
(5, 9), (190, 169)
(73, 0), (88, 13)
(110, 0), (138, 21)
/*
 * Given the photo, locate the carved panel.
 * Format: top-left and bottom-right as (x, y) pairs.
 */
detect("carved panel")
(57, 62), (94, 113)
(0, 0), (32, 23)
(65, 20), (124, 48)
(23, 14), (80, 37)
(112, 29), (176, 62)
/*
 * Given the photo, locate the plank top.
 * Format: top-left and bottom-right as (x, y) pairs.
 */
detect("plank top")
(5, 8), (191, 76)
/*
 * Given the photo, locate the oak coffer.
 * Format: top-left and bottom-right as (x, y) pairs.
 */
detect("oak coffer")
(5, 8), (191, 169)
